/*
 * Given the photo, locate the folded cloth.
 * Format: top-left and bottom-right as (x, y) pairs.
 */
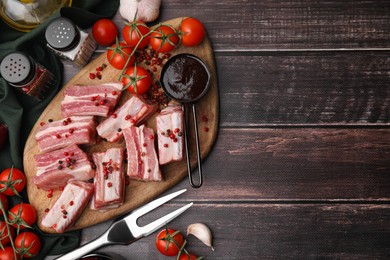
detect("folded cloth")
(0, 0), (119, 258)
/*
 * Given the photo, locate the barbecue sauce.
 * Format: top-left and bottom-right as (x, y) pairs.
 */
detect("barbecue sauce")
(161, 54), (210, 102)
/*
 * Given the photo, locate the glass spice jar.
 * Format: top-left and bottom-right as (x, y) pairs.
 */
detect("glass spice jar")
(0, 51), (56, 100)
(45, 17), (97, 67)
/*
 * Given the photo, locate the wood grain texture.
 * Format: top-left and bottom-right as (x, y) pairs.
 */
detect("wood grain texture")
(169, 128), (390, 201)
(23, 18), (219, 233)
(215, 53), (390, 126)
(155, 0), (390, 50)
(68, 204), (390, 259)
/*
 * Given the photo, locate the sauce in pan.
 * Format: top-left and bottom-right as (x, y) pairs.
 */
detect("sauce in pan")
(161, 54), (210, 103)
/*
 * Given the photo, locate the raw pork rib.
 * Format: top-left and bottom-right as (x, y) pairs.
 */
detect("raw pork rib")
(123, 125), (162, 181)
(35, 116), (96, 153)
(41, 180), (94, 233)
(91, 148), (125, 210)
(96, 95), (157, 142)
(61, 83), (123, 117)
(156, 104), (184, 165)
(33, 144), (95, 190)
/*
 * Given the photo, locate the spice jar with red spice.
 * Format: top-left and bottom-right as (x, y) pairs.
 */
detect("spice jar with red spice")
(0, 51), (56, 100)
(45, 17), (97, 67)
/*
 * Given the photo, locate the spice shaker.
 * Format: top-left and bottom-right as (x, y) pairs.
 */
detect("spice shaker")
(0, 51), (56, 100)
(45, 17), (97, 67)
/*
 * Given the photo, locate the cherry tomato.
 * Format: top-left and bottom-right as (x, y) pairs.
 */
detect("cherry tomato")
(122, 22), (150, 49)
(0, 193), (8, 215)
(155, 228), (184, 256)
(92, 18), (118, 46)
(14, 232), (41, 258)
(121, 65), (152, 95)
(107, 42), (135, 70)
(179, 17), (206, 47)
(0, 247), (20, 260)
(0, 167), (26, 196)
(0, 221), (15, 247)
(179, 254), (199, 260)
(8, 203), (37, 230)
(150, 25), (179, 53)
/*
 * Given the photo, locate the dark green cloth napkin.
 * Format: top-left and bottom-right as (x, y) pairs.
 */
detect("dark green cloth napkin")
(0, 0), (119, 258)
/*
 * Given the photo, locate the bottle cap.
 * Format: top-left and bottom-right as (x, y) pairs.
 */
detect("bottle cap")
(0, 51), (34, 85)
(45, 17), (79, 51)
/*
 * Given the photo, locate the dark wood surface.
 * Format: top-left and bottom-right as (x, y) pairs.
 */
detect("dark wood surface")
(49, 1), (390, 259)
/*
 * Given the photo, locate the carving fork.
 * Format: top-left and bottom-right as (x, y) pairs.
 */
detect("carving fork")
(55, 189), (193, 260)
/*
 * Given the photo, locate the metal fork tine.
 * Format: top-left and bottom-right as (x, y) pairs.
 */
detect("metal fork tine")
(141, 202), (194, 237)
(129, 189), (187, 219)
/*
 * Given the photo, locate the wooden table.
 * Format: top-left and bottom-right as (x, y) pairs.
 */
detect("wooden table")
(51, 1), (390, 258)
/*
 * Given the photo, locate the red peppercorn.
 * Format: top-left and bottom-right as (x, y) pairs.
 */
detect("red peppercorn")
(169, 133), (175, 139)
(47, 193), (52, 198)
(163, 143), (168, 148)
(89, 73), (96, 79)
(111, 113), (117, 118)
(70, 152), (75, 156)
(90, 96), (96, 101)
(204, 127), (209, 132)
(150, 134), (154, 139)
(173, 138), (178, 143)
(130, 119), (136, 124)
(55, 134), (61, 139)
(63, 215), (67, 219)
(99, 99), (106, 105)
(69, 128), (74, 134)
(125, 115), (131, 120)
(69, 201), (74, 206)
(112, 91), (117, 96)
(96, 66), (103, 71)
(143, 143), (147, 147)
(44, 208), (49, 213)
(64, 152), (69, 156)
(107, 182), (112, 188)
(40, 122), (45, 126)
(174, 128), (180, 133)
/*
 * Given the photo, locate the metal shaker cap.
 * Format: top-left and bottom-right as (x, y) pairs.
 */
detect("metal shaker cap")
(0, 51), (34, 85)
(45, 17), (79, 51)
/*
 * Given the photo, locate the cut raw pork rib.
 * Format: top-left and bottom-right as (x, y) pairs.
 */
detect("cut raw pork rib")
(41, 180), (94, 233)
(33, 144), (95, 190)
(156, 104), (184, 165)
(96, 95), (157, 142)
(61, 83), (123, 117)
(35, 116), (96, 153)
(123, 125), (162, 181)
(91, 148), (125, 210)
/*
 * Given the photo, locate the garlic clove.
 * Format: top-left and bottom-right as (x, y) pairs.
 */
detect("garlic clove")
(187, 223), (215, 251)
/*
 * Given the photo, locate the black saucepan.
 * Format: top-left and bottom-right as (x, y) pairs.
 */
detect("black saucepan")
(160, 54), (211, 188)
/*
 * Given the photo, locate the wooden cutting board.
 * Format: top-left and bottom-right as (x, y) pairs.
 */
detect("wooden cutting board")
(23, 18), (219, 233)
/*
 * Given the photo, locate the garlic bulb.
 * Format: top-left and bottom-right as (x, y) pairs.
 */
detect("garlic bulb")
(187, 223), (215, 251)
(119, 0), (161, 23)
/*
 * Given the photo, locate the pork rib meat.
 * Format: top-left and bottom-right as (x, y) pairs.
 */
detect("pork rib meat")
(123, 125), (162, 181)
(41, 180), (94, 233)
(61, 83), (123, 117)
(91, 148), (125, 210)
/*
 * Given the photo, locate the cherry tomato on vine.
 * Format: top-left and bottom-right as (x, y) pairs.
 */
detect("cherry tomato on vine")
(92, 18), (118, 46)
(179, 253), (200, 260)
(179, 17), (206, 47)
(0, 247), (20, 260)
(0, 221), (15, 247)
(14, 231), (41, 258)
(122, 22), (150, 49)
(8, 203), (37, 230)
(150, 25), (179, 53)
(155, 228), (184, 256)
(0, 167), (26, 196)
(121, 65), (152, 95)
(107, 41), (135, 70)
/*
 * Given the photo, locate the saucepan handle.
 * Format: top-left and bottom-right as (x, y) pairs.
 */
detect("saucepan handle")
(183, 104), (203, 188)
